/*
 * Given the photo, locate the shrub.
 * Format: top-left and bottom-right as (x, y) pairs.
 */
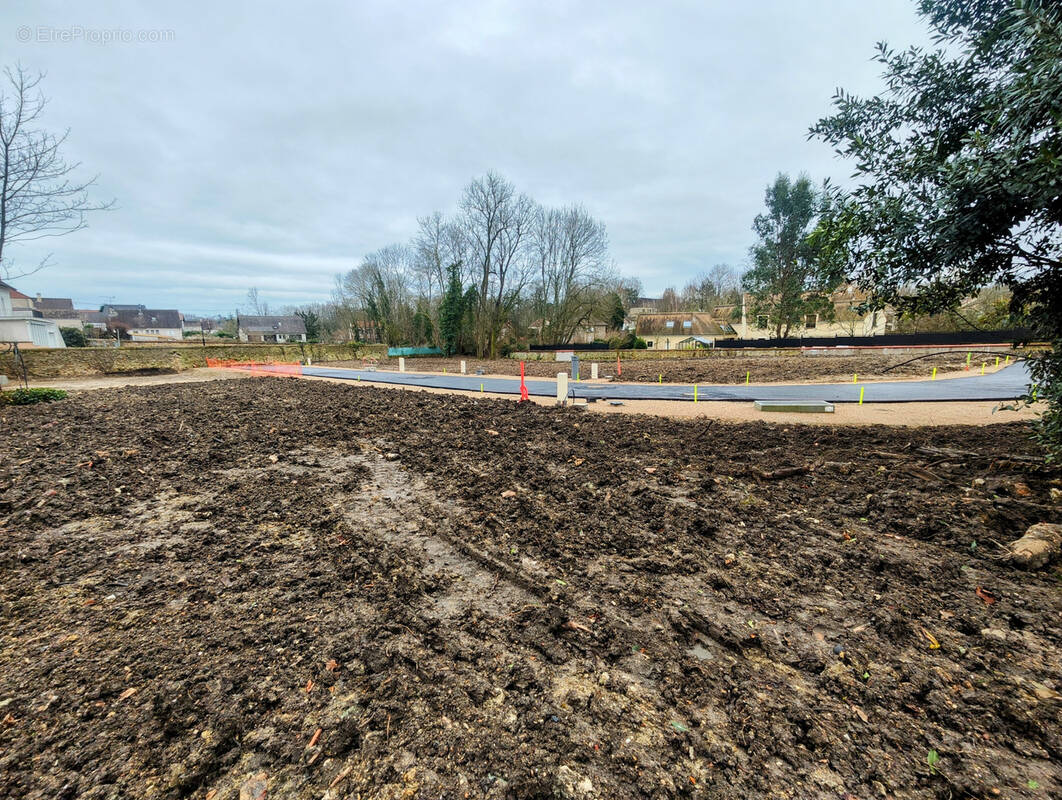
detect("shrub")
(60, 327), (87, 347)
(608, 333), (647, 350)
(0, 387), (69, 406)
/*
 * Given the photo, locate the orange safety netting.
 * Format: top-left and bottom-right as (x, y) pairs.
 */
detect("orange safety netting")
(205, 358), (303, 377)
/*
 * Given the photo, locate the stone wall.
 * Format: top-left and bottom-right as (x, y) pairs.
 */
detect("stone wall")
(1, 342), (387, 379)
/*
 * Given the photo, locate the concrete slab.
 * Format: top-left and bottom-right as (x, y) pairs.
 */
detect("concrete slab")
(755, 399), (835, 413)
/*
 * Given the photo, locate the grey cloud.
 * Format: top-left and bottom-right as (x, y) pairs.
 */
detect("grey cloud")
(3, 0), (928, 314)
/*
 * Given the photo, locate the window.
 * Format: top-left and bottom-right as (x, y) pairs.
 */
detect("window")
(682, 320), (692, 329)
(756, 315), (769, 329)
(665, 320), (674, 329)
(804, 314), (817, 329)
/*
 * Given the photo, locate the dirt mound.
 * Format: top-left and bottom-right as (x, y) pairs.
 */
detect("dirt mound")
(1, 378), (1059, 798)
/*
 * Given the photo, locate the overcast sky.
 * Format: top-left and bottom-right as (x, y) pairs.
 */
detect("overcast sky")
(2, 1), (930, 315)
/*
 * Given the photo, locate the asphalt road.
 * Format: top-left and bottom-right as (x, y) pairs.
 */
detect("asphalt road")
(291, 362), (1034, 403)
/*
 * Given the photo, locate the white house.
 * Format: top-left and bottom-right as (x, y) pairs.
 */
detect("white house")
(107, 308), (184, 341)
(0, 281), (66, 348)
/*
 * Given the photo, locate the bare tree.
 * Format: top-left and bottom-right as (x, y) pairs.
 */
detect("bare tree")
(658, 287), (681, 312)
(706, 263), (741, 305)
(529, 204), (611, 343)
(681, 264), (742, 311)
(335, 245), (415, 345)
(411, 211), (468, 303)
(0, 65), (112, 280)
(245, 286), (269, 316)
(458, 172), (534, 357)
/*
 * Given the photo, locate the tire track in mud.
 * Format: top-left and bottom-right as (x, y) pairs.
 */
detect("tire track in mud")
(310, 443), (735, 797)
(335, 445), (540, 622)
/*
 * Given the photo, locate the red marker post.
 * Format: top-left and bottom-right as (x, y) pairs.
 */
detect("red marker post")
(520, 361), (529, 401)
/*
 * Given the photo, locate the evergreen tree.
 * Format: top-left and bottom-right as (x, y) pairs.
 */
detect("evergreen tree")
(438, 261), (464, 356)
(811, 0), (1062, 457)
(742, 174), (840, 338)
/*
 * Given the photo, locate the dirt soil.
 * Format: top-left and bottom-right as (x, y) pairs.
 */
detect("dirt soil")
(1, 378), (1060, 800)
(332, 352), (1015, 384)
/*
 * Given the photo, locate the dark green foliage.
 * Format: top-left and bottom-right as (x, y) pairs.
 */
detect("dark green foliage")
(296, 310), (322, 342)
(0, 387), (68, 405)
(742, 174), (842, 338)
(606, 293), (626, 331)
(810, 0), (1062, 458)
(411, 301), (434, 346)
(608, 332), (647, 350)
(438, 262), (465, 357)
(59, 327), (86, 347)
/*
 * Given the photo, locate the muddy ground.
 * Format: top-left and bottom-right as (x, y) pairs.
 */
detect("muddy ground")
(333, 351), (1012, 384)
(1, 378), (1060, 800)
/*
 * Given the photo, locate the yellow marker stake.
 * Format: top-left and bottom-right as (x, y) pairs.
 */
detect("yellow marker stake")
(995, 356), (999, 367)
(1005, 356), (1011, 365)
(658, 374), (662, 384)
(480, 383), (484, 393)
(966, 351), (972, 366)
(859, 386), (865, 405)
(694, 384), (698, 403)
(981, 362), (986, 375)
(932, 367), (937, 380)
(853, 373), (857, 384)
(746, 371), (750, 385)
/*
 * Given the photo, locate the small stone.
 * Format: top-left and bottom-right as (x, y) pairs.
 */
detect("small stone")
(981, 628), (1007, 643)
(1050, 488), (1061, 503)
(598, 672), (610, 686)
(555, 765), (595, 799)
(239, 772), (268, 800)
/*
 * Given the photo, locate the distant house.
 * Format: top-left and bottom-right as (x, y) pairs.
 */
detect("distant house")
(77, 310), (109, 330)
(237, 315), (307, 343)
(732, 286), (888, 339)
(108, 308), (184, 341)
(575, 319), (611, 344)
(528, 318), (613, 345)
(635, 313), (736, 350)
(0, 280), (66, 348)
(30, 295), (81, 330)
(182, 315), (215, 333)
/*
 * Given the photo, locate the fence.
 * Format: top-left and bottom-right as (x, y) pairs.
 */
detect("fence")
(716, 328), (1035, 349)
(204, 358), (303, 377)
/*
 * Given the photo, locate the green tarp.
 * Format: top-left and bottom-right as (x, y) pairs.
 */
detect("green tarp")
(386, 346), (444, 357)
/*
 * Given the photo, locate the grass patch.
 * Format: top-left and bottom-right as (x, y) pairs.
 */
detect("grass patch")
(0, 387), (69, 405)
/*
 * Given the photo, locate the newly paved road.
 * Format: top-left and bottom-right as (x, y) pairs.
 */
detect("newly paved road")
(291, 362), (1034, 403)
